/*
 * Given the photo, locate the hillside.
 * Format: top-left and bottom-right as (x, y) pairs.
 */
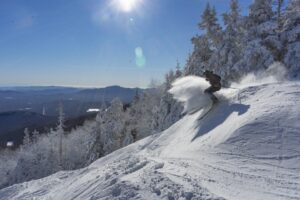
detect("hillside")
(0, 111), (56, 147)
(1, 81), (299, 200)
(0, 112), (97, 148)
(0, 111), (56, 135)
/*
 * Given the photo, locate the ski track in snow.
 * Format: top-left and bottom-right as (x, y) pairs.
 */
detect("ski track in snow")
(1, 81), (300, 200)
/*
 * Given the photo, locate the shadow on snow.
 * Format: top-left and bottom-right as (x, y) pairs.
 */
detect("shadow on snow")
(191, 102), (250, 142)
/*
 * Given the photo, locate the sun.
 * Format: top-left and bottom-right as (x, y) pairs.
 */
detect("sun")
(119, 0), (136, 12)
(114, 0), (140, 12)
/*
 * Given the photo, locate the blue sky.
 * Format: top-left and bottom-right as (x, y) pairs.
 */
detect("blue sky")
(0, 0), (252, 88)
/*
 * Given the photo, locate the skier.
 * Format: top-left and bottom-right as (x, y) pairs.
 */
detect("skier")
(203, 70), (221, 103)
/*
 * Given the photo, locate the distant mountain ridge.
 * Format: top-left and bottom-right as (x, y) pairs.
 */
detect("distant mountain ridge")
(0, 85), (144, 117)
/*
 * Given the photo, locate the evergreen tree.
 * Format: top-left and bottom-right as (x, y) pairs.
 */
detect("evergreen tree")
(185, 3), (223, 77)
(184, 35), (212, 76)
(215, 0), (243, 81)
(223, 0), (242, 44)
(199, 3), (223, 48)
(31, 130), (39, 144)
(249, 0), (273, 26)
(175, 60), (183, 78)
(101, 98), (125, 153)
(274, 0), (285, 31)
(22, 128), (31, 148)
(234, 0), (275, 76)
(152, 63), (183, 132)
(89, 100), (108, 159)
(165, 69), (175, 89)
(282, 0), (300, 76)
(57, 103), (65, 169)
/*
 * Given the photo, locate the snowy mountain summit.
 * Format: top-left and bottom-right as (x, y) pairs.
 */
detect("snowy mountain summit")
(1, 78), (300, 200)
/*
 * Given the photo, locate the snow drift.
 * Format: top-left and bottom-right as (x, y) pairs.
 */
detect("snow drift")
(232, 62), (288, 88)
(168, 76), (211, 114)
(1, 81), (300, 200)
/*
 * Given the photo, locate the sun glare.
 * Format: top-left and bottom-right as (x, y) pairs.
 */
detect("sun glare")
(115, 0), (139, 12)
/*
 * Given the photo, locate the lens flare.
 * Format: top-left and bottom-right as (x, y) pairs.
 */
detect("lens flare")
(135, 47), (143, 57)
(135, 47), (146, 68)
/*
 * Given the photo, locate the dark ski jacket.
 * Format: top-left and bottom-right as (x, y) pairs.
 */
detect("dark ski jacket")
(204, 71), (221, 89)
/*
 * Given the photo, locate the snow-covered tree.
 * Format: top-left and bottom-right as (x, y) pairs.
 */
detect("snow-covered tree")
(87, 107), (106, 162)
(274, 0), (285, 29)
(199, 3), (223, 48)
(184, 35), (212, 76)
(31, 129), (39, 144)
(175, 60), (183, 78)
(57, 103), (65, 169)
(185, 3), (226, 78)
(210, 0), (244, 82)
(282, 0), (300, 77)
(100, 98), (125, 153)
(0, 150), (18, 189)
(122, 87), (162, 145)
(63, 121), (95, 169)
(232, 0), (275, 77)
(152, 64), (183, 132)
(165, 69), (175, 89)
(248, 0), (273, 26)
(22, 128), (31, 148)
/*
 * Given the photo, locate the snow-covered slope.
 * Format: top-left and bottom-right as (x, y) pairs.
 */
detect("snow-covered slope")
(1, 81), (300, 200)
